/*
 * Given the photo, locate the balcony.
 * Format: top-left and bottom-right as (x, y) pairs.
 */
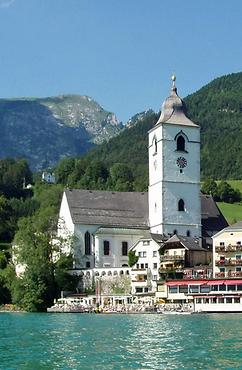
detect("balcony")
(215, 271), (242, 278)
(160, 255), (184, 262)
(132, 273), (147, 283)
(215, 259), (242, 266)
(215, 245), (242, 253)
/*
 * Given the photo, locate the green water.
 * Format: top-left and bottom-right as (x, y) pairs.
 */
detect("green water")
(0, 313), (242, 370)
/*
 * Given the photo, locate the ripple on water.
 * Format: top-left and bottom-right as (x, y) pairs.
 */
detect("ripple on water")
(0, 313), (242, 369)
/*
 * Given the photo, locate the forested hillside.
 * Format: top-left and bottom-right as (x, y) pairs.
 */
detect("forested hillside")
(68, 72), (242, 189)
(185, 72), (242, 179)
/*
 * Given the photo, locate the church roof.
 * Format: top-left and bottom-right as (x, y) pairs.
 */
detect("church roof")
(64, 189), (228, 239)
(201, 194), (228, 234)
(64, 189), (149, 229)
(156, 76), (198, 128)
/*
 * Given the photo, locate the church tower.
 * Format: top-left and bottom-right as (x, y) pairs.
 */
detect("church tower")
(148, 76), (201, 237)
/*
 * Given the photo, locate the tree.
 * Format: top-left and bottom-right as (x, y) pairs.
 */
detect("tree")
(201, 179), (218, 199)
(55, 157), (75, 185)
(13, 212), (57, 311)
(110, 163), (134, 191)
(217, 181), (241, 203)
(128, 251), (138, 267)
(0, 158), (32, 199)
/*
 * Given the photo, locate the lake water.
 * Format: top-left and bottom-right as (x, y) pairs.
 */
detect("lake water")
(0, 313), (242, 369)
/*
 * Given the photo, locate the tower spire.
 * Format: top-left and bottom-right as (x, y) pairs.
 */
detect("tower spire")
(171, 74), (177, 93)
(171, 74), (176, 88)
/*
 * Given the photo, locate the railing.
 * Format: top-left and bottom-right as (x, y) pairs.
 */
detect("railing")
(183, 274), (212, 280)
(215, 259), (242, 266)
(215, 245), (242, 253)
(132, 278), (147, 283)
(215, 271), (242, 278)
(131, 268), (147, 273)
(160, 255), (184, 261)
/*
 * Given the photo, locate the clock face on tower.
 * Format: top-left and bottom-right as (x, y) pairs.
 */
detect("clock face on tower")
(177, 157), (187, 168)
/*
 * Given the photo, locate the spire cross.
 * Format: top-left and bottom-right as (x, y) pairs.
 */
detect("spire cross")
(171, 74), (176, 88)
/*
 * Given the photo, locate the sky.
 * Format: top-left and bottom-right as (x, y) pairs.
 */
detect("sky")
(0, 0), (242, 123)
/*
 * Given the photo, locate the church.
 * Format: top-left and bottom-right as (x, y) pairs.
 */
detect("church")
(57, 76), (227, 294)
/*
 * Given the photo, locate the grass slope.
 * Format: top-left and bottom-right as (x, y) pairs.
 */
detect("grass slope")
(217, 202), (242, 225)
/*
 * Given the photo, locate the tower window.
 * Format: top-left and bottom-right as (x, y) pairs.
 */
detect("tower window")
(178, 199), (185, 212)
(153, 136), (157, 155)
(104, 240), (110, 255)
(85, 231), (91, 255)
(173, 229), (177, 235)
(177, 135), (185, 151)
(186, 230), (191, 237)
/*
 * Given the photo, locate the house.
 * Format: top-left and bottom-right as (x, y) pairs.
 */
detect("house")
(212, 221), (242, 278)
(129, 234), (164, 296)
(159, 234), (211, 277)
(42, 172), (55, 184)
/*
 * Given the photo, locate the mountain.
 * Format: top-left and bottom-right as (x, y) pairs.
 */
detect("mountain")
(0, 95), (122, 171)
(84, 72), (242, 181)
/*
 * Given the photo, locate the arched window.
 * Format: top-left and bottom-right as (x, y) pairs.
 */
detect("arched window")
(186, 230), (191, 237)
(177, 135), (185, 151)
(153, 136), (157, 155)
(178, 199), (185, 212)
(173, 229), (177, 235)
(85, 231), (91, 255)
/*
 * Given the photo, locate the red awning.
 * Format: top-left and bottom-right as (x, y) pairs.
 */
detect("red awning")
(166, 279), (242, 286)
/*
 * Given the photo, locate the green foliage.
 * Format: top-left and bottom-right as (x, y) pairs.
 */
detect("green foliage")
(217, 181), (241, 203)
(54, 111), (157, 192)
(185, 72), (242, 179)
(202, 179), (241, 203)
(62, 72), (242, 188)
(0, 158), (32, 198)
(128, 250), (139, 267)
(55, 157), (75, 185)
(201, 179), (218, 199)
(55, 255), (79, 294)
(8, 178), (80, 311)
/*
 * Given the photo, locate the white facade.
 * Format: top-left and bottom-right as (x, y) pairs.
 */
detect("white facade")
(58, 192), (145, 271)
(42, 172), (55, 184)
(130, 238), (160, 294)
(212, 223), (242, 278)
(148, 83), (201, 237)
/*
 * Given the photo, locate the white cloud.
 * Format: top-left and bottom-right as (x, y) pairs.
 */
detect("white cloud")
(0, 0), (15, 8)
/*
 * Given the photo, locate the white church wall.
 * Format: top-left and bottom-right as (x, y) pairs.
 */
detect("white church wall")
(94, 229), (145, 268)
(73, 224), (99, 269)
